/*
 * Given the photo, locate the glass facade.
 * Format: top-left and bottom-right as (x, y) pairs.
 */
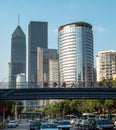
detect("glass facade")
(10, 26), (26, 88)
(58, 22), (94, 87)
(28, 21), (48, 86)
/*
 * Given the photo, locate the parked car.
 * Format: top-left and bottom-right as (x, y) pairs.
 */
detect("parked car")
(95, 119), (114, 130)
(70, 118), (76, 124)
(114, 120), (116, 127)
(7, 120), (17, 128)
(79, 113), (96, 127)
(30, 121), (41, 130)
(40, 122), (58, 130)
(57, 120), (73, 130)
(114, 126), (116, 130)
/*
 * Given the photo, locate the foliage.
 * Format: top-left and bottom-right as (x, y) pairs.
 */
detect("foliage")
(17, 101), (24, 114)
(112, 79), (116, 88)
(0, 100), (24, 120)
(40, 99), (116, 118)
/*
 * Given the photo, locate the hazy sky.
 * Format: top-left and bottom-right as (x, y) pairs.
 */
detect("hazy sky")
(0, 0), (116, 82)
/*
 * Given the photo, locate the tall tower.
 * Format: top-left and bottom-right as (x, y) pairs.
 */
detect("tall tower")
(28, 21), (48, 87)
(58, 22), (94, 87)
(9, 25), (26, 88)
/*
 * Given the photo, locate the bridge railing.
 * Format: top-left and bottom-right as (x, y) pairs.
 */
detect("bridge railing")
(0, 81), (115, 89)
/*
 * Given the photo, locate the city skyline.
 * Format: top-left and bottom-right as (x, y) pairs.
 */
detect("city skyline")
(0, 0), (116, 82)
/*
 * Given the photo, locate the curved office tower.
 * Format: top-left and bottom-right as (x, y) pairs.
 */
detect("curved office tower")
(58, 22), (94, 87)
(9, 26), (26, 88)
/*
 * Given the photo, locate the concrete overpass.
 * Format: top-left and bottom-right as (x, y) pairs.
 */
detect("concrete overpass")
(0, 87), (116, 100)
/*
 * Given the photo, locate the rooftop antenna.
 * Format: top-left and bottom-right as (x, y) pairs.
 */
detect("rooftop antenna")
(18, 14), (20, 26)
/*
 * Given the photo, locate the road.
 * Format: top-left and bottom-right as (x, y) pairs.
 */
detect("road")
(3, 122), (91, 130)
(3, 122), (30, 130)
(3, 123), (78, 130)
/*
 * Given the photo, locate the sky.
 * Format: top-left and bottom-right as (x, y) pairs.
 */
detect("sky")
(0, 0), (116, 82)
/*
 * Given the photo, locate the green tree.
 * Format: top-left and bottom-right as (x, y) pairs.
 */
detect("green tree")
(17, 101), (24, 115)
(40, 99), (116, 118)
(112, 79), (116, 88)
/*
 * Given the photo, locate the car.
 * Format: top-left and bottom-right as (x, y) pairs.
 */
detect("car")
(114, 120), (116, 126)
(15, 120), (19, 126)
(75, 119), (82, 126)
(70, 118), (76, 124)
(40, 122), (58, 130)
(30, 121), (41, 130)
(95, 119), (114, 130)
(114, 120), (116, 130)
(114, 126), (116, 130)
(7, 120), (17, 128)
(57, 120), (73, 130)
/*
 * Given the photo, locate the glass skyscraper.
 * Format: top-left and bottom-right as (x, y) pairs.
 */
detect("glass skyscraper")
(58, 22), (94, 87)
(9, 26), (26, 88)
(28, 21), (48, 87)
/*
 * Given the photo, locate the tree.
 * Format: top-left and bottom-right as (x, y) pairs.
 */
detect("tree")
(112, 79), (116, 88)
(40, 99), (116, 118)
(17, 101), (24, 115)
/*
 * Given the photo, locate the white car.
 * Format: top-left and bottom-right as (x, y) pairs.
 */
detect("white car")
(114, 120), (116, 126)
(80, 119), (89, 126)
(7, 120), (17, 128)
(57, 120), (73, 130)
(40, 122), (58, 130)
(70, 119), (76, 124)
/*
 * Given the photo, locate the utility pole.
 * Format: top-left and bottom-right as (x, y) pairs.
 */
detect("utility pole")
(2, 106), (5, 124)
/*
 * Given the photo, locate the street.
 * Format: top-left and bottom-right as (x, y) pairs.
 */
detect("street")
(3, 122), (30, 130)
(3, 122), (78, 130)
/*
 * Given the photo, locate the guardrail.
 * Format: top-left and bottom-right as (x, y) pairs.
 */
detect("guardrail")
(0, 88), (115, 100)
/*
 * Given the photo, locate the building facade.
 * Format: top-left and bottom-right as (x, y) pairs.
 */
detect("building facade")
(48, 49), (59, 87)
(9, 26), (26, 88)
(28, 21), (48, 87)
(16, 73), (27, 89)
(96, 50), (116, 82)
(48, 49), (58, 60)
(49, 59), (59, 86)
(37, 47), (49, 87)
(58, 22), (94, 87)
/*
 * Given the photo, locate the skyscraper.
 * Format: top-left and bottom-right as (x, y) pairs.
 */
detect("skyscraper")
(58, 22), (94, 87)
(9, 26), (26, 88)
(28, 21), (48, 87)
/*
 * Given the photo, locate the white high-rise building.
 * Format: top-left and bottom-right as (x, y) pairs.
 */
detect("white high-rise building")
(96, 50), (116, 82)
(58, 22), (94, 87)
(48, 49), (59, 87)
(49, 59), (59, 87)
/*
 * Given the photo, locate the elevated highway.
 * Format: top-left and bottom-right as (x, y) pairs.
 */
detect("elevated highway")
(0, 87), (116, 100)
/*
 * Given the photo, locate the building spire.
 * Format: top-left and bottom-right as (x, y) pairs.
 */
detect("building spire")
(18, 14), (20, 26)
